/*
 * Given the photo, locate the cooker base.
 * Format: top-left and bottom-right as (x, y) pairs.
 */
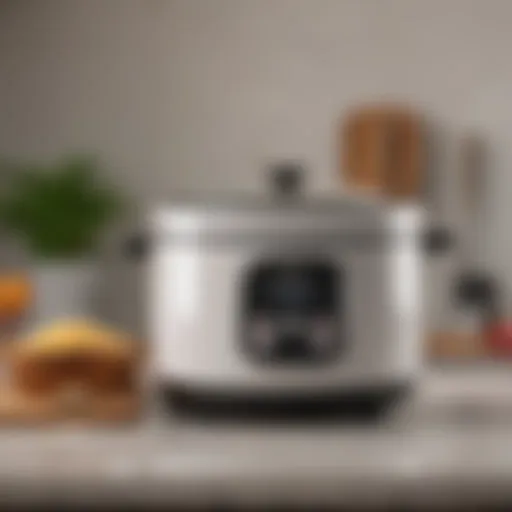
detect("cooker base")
(159, 383), (411, 424)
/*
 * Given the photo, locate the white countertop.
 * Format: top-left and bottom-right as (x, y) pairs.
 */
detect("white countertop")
(2, 368), (512, 508)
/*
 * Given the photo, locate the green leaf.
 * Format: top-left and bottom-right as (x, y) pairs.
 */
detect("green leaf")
(0, 154), (126, 259)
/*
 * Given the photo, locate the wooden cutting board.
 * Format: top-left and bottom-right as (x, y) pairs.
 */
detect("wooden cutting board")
(426, 331), (488, 362)
(0, 388), (140, 425)
(340, 104), (425, 200)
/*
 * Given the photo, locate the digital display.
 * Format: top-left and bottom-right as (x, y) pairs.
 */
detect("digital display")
(243, 260), (342, 364)
(248, 263), (338, 313)
(267, 272), (318, 309)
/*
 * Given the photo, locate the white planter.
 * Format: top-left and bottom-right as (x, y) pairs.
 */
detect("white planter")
(31, 261), (97, 327)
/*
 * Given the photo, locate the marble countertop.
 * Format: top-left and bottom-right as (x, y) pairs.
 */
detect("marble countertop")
(2, 367), (512, 508)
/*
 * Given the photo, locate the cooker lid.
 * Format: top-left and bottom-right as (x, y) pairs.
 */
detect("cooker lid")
(150, 163), (422, 237)
(154, 190), (390, 215)
(150, 193), (422, 238)
(154, 162), (384, 214)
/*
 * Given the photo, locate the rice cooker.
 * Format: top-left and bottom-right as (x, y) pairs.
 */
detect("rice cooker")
(138, 167), (447, 416)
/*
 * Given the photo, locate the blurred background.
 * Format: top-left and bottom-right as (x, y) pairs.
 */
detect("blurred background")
(2, 1), (512, 508)
(2, 0), (512, 334)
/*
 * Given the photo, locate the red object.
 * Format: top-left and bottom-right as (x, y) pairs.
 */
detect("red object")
(486, 322), (512, 356)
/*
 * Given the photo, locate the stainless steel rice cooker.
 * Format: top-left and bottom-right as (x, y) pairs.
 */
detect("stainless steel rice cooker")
(139, 168), (447, 416)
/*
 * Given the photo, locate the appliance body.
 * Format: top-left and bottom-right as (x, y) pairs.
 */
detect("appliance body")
(149, 196), (424, 410)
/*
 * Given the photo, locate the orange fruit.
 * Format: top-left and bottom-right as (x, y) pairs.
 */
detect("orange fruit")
(0, 275), (32, 320)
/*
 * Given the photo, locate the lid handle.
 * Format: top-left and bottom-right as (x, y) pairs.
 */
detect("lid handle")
(270, 161), (305, 198)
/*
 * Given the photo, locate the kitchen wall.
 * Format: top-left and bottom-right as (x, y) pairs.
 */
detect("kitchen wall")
(1, 0), (512, 330)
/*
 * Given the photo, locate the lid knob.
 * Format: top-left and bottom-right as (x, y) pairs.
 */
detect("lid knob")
(270, 161), (305, 198)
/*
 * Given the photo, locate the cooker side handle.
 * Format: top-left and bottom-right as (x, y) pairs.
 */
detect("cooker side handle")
(123, 231), (150, 261)
(422, 225), (455, 255)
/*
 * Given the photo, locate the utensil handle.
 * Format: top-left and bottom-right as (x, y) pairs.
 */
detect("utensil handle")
(461, 135), (485, 218)
(460, 134), (486, 260)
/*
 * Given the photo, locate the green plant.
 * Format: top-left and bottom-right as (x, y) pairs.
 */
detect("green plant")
(0, 155), (123, 259)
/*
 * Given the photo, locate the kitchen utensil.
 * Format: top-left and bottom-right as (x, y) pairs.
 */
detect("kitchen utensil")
(454, 134), (499, 324)
(341, 105), (424, 200)
(453, 136), (512, 358)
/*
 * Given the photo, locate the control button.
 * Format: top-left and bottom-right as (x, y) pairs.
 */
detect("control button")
(279, 316), (305, 334)
(275, 335), (310, 361)
(250, 318), (274, 350)
(311, 318), (335, 350)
